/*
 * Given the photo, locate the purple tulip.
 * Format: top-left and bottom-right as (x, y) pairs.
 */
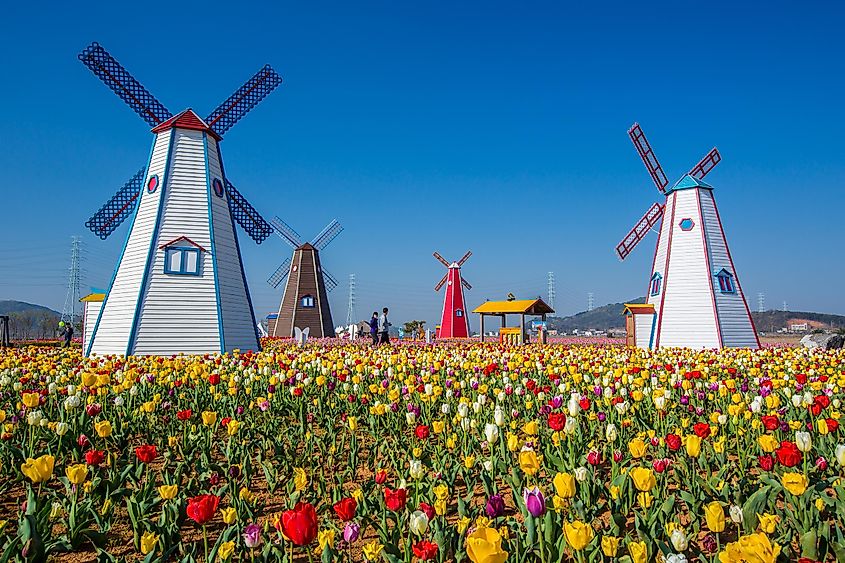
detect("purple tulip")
(343, 522), (361, 543)
(242, 523), (262, 548)
(597, 412), (606, 422)
(523, 487), (545, 518)
(486, 494), (505, 518)
(550, 395), (563, 409)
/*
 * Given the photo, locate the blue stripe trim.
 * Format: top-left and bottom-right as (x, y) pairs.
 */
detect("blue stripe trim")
(647, 310), (657, 349)
(204, 133), (226, 352)
(125, 130), (176, 355)
(214, 142), (261, 351)
(86, 151), (156, 356)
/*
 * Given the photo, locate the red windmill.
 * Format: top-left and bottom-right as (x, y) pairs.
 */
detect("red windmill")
(433, 251), (472, 338)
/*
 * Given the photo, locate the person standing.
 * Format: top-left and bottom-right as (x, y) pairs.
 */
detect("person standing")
(369, 312), (379, 345)
(378, 307), (391, 344)
(61, 322), (73, 348)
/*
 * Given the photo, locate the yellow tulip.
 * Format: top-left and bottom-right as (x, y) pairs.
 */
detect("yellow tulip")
(318, 529), (336, 551)
(466, 526), (508, 563)
(226, 420), (240, 436)
(94, 420), (112, 438)
(719, 533), (780, 563)
(347, 416), (358, 431)
(363, 540), (384, 561)
(628, 438), (647, 459)
(202, 411), (217, 426)
(637, 491), (654, 509)
(553, 472), (576, 498)
(22, 392), (40, 408)
(518, 450), (540, 476)
(158, 484), (178, 500)
(20, 455), (55, 483)
(704, 501), (726, 533)
(218, 540), (235, 560)
(433, 421), (445, 434)
(629, 467), (656, 492)
(522, 420), (538, 436)
(685, 435), (701, 458)
(780, 472), (808, 496)
(563, 520), (594, 551)
(601, 536), (620, 556)
(293, 467), (308, 491)
(628, 541), (648, 563)
(757, 434), (778, 452)
(506, 432), (519, 452)
(221, 507), (237, 525)
(65, 463), (88, 485)
(756, 513), (778, 534)
(140, 531), (159, 555)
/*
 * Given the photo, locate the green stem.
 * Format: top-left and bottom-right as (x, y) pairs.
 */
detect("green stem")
(203, 526), (209, 562)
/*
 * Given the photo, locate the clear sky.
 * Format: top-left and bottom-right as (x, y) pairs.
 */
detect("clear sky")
(2, 1), (844, 328)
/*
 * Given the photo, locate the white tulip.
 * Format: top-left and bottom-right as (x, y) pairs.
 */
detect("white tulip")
(460, 418), (471, 431)
(472, 402), (481, 414)
(666, 554), (688, 563)
(791, 394), (803, 408)
(406, 412), (417, 425)
(409, 510), (429, 535)
(795, 431), (812, 453)
(483, 460), (493, 472)
(605, 423), (618, 442)
(409, 459), (425, 480)
(834, 444), (845, 467)
(458, 403), (469, 418)
(564, 417), (577, 435)
(485, 423), (499, 443)
(494, 407), (505, 427)
(729, 505), (744, 524)
(55, 422), (69, 436)
(574, 467), (588, 482)
(670, 528), (688, 551)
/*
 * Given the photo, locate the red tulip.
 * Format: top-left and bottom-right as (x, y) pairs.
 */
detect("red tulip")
(547, 412), (566, 431)
(374, 469), (388, 484)
(333, 497), (357, 521)
(77, 434), (90, 449)
(415, 425), (430, 440)
(578, 397), (591, 410)
(135, 444), (157, 463)
(612, 450), (623, 463)
(665, 433), (682, 451)
(761, 415), (779, 431)
(187, 494), (219, 525)
(775, 441), (801, 467)
(759, 454), (775, 471)
(419, 502), (435, 521)
(693, 422), (710, 439)
(208, 373), (220, 386)
(586, 450), (602, 466)
(653, 458), (668, 473)
(85, 449), (105, 466)
(278, 502), (318, 545)
(384, 487), (407, 511)
(413, 540), (439, 561)
(177, 409), (192, 421)
(826, 418), (839, 432)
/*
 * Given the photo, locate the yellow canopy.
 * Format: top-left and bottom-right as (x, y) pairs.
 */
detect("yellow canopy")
(473, 298), (554, 315)
(80, 293), (106, 303)
(622, 303), (654, 315)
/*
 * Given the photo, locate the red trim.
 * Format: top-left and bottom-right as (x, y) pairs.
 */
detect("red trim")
(696, 188), (723, 347)
(158, 236), (207, 252)
(151, 109), (221, 140)
(708, 190), (761, 348)
(646, 198), (665, 302)
(654, 191), (677, 347)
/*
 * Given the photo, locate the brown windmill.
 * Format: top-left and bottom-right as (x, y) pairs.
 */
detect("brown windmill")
(267, 218), (343, 338)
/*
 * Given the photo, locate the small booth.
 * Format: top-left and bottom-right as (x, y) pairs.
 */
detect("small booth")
(473, 298), (554, 344)
(622, 303), (655, 348)
(80, 293), (106, 351)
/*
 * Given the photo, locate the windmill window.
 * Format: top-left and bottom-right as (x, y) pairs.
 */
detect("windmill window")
(649, 273), (662, 296)
(716, 269), (736, 294)
(455, 309), (463, 317)
(301, 295), (315, 308)
(147, 175), (159, 193)
(164, 247), (201, 276)
(211, 178), (225, 198)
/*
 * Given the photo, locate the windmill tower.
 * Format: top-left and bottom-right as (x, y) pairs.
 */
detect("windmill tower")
(433, 251), (472, 338)
(616, 123), (759, 350)
(78, 43), (279, 356)
(267, 218), (343, 338)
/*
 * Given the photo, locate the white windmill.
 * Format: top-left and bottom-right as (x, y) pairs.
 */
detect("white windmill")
(79, 43), (281, 356)
(617, 123), (759, 350)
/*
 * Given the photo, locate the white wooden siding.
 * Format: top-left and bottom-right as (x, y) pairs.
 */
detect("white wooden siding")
(699, 190), (758, 348)
(88, 130), (172, 356)
(82, 301), (101, 352)
(205, 137), (260, 351)
(647, 193), (672, 319)
(656, 189), (720, 349)
(132, 129), (221, 355)
(635, 313), (654, 348)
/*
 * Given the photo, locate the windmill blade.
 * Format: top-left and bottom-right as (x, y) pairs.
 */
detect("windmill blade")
(628, 123), (669, 193)
(461, 278), (472, 290)
(689, 147), (721, 179)
(433, 252), (450, 268)
(205, 65), (283, 138)
(78, 43), (172, 127)
(271, 216), (302, 249)
(434, 273), (448, 292)
(225, 180), (273, 244)
(85, 168), (146, 239)
(322, 269), (339, 292)
(267, 257), (292, 288)
(311, 219), (343, 250)
(615, 202), (665, 260)
(457, 250), (472, 266)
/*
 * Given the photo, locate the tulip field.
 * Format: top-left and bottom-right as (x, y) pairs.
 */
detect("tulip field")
(0, 341), (844, 562)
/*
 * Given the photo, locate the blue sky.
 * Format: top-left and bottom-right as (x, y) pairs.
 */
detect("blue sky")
(2, 1), (844, 327)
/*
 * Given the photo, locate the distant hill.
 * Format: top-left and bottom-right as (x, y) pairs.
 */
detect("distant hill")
(547, 298), (845, 333)
(0, 300), (59, 316)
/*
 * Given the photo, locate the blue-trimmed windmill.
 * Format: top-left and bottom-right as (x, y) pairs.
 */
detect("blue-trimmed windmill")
(79, 42), (280, 356)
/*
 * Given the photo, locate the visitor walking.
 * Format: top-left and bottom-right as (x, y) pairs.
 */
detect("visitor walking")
(369, 312), (379, 345)
(378, 307), (391, 344)
(60, 322), (73, 348)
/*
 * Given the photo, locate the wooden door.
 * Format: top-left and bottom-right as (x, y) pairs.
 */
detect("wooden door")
(625, 314), (635, 346)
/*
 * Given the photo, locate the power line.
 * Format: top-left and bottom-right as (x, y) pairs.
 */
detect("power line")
(587, 292), (594, 312)
(547, 272), (555, 309)
(345, 273), (356, 325)
(757, 292), (765, 313)
(60, 236), (82, 325)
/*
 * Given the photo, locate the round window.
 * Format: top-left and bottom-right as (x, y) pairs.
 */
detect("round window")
(147, 175), (159, 193)
(212, 178), (225, 198)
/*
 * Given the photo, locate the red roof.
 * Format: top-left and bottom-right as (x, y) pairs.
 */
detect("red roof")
(151, 109), (220, 139)
(159, 236), (207, 252)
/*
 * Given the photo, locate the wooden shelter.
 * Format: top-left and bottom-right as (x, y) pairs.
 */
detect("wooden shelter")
(622, 303), (655, 348)
(473, 298), (554, 344)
